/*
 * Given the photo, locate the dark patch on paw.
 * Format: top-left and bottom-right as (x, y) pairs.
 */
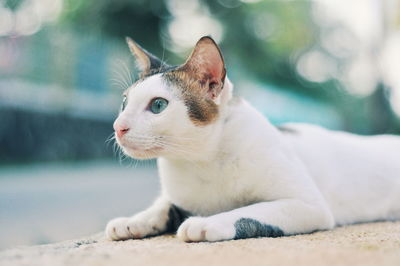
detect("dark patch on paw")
(166, 204), (192, 233)
(234, 218), (284, 239)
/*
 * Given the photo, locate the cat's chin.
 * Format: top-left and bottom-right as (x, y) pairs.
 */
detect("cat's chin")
(122, 146), (162, 160)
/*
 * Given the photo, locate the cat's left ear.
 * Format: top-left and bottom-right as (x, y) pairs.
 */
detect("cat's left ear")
(126, 37), (164, 77)
(182, 36), (226, 100)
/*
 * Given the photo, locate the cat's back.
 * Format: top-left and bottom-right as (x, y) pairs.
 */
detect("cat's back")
(281, 123), (400, 163)
(281, 123), (400, 224)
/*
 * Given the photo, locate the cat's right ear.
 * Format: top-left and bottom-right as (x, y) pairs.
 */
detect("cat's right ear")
(126, 37), (163, 77)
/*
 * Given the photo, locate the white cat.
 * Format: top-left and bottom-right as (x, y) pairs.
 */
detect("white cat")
(105, 36), (400, 242)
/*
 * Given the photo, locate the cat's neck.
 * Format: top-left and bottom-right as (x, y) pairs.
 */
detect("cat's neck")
(161, 118), (226, 162)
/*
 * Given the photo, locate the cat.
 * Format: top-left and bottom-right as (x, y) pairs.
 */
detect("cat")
(105, 36), (400, 242)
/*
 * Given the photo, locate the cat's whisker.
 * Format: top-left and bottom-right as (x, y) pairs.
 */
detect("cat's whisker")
(110, 70), (130, 91)
(156, 139), (198, 151)
(128, 157), (136, 169)
(105, 133), (116, 145)
(160, 38), (166, 66)
(153, 141), (203, 166)
(135, 159), (141, 169)
(109, 78), (129, 90)
(111, 64), (129, 82)
(113, 141), (120, 156)
(110, 74), (130, 88)
(109, 77), (128, 87)
(116, 144), (130, 167)
(120, 59), (134, 85)
(122, 154), (132, 167)
(112, 59), (134, 88)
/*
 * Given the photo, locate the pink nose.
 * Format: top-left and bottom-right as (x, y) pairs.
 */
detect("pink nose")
(113, 121), (130, 138)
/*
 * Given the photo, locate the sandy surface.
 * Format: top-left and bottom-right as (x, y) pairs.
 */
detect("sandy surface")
(1, 222), (400, 266)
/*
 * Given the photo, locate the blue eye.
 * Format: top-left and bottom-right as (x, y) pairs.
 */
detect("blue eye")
(150, 98), (168, 114)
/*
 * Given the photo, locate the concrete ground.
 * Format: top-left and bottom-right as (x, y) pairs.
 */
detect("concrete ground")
(1, 221), (400, 266)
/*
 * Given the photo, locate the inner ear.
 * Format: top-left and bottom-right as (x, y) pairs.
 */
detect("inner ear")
(182, 36), (226, 100)
(126, 37), (165, 77)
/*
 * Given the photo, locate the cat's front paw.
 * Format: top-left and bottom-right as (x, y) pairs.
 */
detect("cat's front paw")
(106, 217), (132, 241)
(106, 211), (168, 241)
(177, 216), (235, 242)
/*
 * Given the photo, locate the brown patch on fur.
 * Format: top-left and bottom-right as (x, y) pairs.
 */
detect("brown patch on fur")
(164, 69), (219, 126)
(162, 37), (226, 126)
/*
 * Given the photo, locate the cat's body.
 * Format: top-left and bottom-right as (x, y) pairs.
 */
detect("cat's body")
(106, 36), (400, 242)
(284, 123), (400, 225)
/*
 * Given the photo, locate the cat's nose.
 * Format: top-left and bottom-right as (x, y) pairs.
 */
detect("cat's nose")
(113, 121), (130, 138)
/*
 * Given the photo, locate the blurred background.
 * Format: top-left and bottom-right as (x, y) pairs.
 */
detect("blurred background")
(1, 0), (400, 250)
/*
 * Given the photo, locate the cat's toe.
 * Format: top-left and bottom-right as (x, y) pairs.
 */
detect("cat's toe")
(177, 217), (204, 242)
(105, 217), (132, 241)
(126, 218), (156, 238)
(177, 217), (235, 242)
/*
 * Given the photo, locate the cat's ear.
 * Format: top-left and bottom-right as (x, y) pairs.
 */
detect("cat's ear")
(182, 36), (226, 100)
(126, 37), (163, 76)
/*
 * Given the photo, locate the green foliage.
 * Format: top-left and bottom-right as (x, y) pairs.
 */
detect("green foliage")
(209, 0), (317, 92)
(59, 0), (334, 98)
(60, 0), (168, 52)
(38, 0), (400, 133)
(4, 0), (23, 11)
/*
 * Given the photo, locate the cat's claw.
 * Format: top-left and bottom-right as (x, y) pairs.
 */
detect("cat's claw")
(177, 216), (235, 242)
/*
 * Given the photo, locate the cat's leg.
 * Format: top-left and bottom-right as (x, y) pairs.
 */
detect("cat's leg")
(106, 197), (189, 240)
(177, 199), (334, 242)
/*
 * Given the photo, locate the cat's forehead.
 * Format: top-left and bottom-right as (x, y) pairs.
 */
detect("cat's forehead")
(126, 73), (169, 99)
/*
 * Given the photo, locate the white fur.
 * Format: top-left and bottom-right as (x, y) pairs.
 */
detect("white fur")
(106, 74), (400, 242)
(106, 197), (170, 240)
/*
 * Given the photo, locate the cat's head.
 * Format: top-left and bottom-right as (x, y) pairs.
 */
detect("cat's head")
(113, 36), (233, 160)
